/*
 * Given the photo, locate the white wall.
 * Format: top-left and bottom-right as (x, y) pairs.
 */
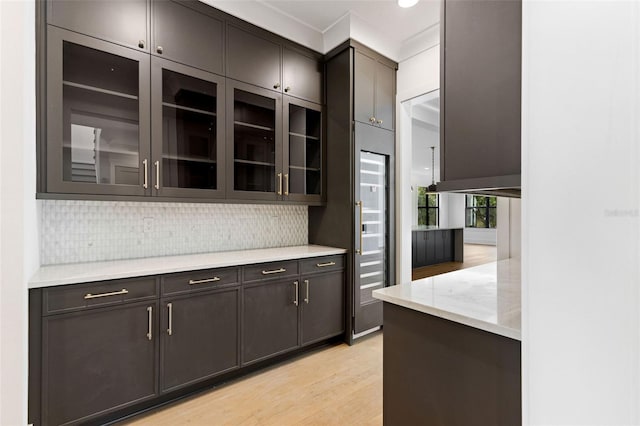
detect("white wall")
(396, 45), (440, 284)
(0, 1), (37, 424)
(523, 1), (640, 424)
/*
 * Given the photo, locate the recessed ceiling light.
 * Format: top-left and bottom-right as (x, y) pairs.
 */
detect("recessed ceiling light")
(424, 167), (430, 170)
(398, 0), (419, 8)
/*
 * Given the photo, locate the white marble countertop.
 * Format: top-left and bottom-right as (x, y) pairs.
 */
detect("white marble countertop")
(29, 245), (347, 289)
(373, 259), (521, 340)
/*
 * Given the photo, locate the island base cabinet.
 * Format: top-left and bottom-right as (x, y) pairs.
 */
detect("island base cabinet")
(383, 303), (521, 426)
(42, 302), (158, 426)
(300, 271), (345, 345)
(160, 288), (240, 393)
(242, 279), (299, 364)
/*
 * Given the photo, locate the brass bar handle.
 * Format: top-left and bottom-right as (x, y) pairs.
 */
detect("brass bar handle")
(284, 173), (289, 195)
(277, 172), (283, 195)
(154, 160), (160, 190)
(142, 159), (148, 189)
(188, 277), (221, 285)
(293, 281), (299, 306)
(167, 303), (173, 336)
(304, 279), (309, 304)
(262, 267), (286, 275)
(356, 200), (363, 255)
(147, 306), (153, 341)
(316, 261), (336, 268)
(84, 288), (128, 300)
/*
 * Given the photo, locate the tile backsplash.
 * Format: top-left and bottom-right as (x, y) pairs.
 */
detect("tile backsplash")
(41, 200), (308, 265)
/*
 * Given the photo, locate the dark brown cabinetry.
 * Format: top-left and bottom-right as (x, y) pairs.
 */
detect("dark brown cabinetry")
(439, 0), (521, 195)
(227, 24), (282, 91)
(47, 0), (149, 52)
(354, 50), (396, 131)
(152, 0), (224, 75)
(283, 47), (323, 104)
(30, 254), (345, 425)
(46, 26), (151, 197)
(411, 229), (464, 269)
(151, 57), (226, 198)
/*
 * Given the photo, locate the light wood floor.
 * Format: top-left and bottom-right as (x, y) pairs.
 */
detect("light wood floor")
(411, 243), (497, 280)
(121, 332), (383, 426)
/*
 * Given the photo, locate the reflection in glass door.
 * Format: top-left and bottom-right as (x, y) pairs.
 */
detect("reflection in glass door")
(285, 100), (322, 200)
(356, 151), (388, 318)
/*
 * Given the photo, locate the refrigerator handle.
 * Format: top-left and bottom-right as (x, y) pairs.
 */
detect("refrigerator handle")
(355, 200), (363, 255)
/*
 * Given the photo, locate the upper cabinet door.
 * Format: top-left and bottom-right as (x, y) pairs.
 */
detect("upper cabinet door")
(46, 26), (151, 197)
(151, 57), (226, 199)
(375, 61), (395, 131)
(283, 96), (323, 203)
(152, 0), (224, 75)
(354, 51), (376, 125)
(226, 79), (282, 201)
(47, 0), (149, 52)
(227, 25), (282, 91)
(282, 48), (323, 104)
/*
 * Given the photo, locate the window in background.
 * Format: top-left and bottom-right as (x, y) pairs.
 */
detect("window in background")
(418, 187), (439, 226)
(465, 195), (497, 228)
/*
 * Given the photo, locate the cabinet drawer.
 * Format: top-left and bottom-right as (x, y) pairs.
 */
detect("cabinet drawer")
(161, 267), (240, 296)
(242, 260), (299, 283)
(300, 255), (345, 275)
(43, 277), (157, 315)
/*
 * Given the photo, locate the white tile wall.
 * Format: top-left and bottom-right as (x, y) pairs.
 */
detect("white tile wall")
(40, 200), (308, 265)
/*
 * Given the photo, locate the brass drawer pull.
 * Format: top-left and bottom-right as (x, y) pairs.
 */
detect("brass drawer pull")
(316, 261), (336, 268)
(188, 277), (221, 285)
(84, 288), (128, 300)
(262, 267), (286, 275)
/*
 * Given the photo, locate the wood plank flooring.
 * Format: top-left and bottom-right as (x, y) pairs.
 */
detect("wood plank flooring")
(121, 332), (383, 426)
(412, 243), (497, 280)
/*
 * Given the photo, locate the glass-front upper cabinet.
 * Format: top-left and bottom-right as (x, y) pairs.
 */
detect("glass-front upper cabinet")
(151, 58), (225, 198)
(227, 80), (282, 201)
(283, 97), (323, 203)
(46, 26), (150, 196)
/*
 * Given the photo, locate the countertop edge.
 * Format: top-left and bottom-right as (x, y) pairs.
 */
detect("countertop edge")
(29, 245), (347, 289)
(373, 291), (521, 341)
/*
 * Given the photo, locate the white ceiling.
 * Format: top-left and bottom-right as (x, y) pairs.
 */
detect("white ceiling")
(206, 0), (440, 60)
(261, 0), (440, 44)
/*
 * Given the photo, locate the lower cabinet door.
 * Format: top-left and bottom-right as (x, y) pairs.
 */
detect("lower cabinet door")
(42, 302), (158, 426)
(300, 271), (345, 345)
(160, 288), (240, 392)
(242, 279), (299, 364)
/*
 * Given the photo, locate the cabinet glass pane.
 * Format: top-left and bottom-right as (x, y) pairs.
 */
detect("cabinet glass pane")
(358, 151), (387, 304)
(233, 89), (276, 192)
(162, 69), (218, 190)
(288, 105), (321, 196)
(62, 42), (140, 185)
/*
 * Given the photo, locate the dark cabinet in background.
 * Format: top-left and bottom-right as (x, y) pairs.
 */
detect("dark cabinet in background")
(47, 0), (149, 52)
(151, 57), (226, 198)
(412, 229), (462, 269)
(354, 50), (395, 131)
(439, 0), (521, 194)
(152, 0), (224, 75)
(42, 302), (158, 426)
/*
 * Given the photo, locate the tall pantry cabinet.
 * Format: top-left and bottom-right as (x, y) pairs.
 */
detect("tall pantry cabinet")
(309, 41), (397, 343)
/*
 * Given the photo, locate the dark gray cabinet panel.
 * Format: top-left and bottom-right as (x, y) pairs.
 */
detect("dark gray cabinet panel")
(242, 279), (299, 364)
(227, 25), (281, 91)
(416, 232), (426, 268)
(160, 288), (239, 392)
(151, 57), (226, 199)
(152, 0), (224, 75)
(441, 0), (521, 187)
(354, 51), (376, 125)
(42, 302), (157, 426)
(412, 230), (458, 268)
(47, 0), (149, 52)
(46, 26), (151, 197)
(300, 271), (345, 345)
(354, 50), (396, 130)
(412, 232), (417, 266)
(375, 61), (395, 131)
(283, 48), (323, 104)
